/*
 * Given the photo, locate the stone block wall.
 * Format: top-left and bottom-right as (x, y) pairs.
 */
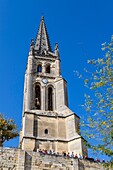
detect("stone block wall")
(0, 148), (108, 170)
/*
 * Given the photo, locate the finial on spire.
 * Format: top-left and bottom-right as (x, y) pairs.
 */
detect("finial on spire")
(41, 16), (44, 20)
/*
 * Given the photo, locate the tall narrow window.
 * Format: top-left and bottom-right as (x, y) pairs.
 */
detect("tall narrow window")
(35, 85), (41, 109)
(48, 87), (53, 111)
(37, 64), (42, 73)
(46, 64), (50, 73)
(33, 118), (37, 137)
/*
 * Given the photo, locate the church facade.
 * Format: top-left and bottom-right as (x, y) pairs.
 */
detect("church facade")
(20, 17), (87, 156)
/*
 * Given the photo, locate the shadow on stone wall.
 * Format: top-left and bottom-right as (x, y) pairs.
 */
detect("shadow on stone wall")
(78, 159), (85, 170)
(25, 152), (32, 170)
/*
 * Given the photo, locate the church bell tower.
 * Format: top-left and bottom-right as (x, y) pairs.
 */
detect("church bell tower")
(20, 16), (87, 156)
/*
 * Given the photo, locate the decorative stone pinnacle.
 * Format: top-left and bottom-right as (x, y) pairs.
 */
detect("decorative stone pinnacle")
(54, 42), (59, 56)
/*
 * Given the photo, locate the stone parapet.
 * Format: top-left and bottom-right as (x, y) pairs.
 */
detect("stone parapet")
(0, 148), (109, 170)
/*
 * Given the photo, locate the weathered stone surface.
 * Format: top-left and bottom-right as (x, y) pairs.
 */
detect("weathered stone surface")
(20, 16), (87, 156)
(0, 148), (108, 170)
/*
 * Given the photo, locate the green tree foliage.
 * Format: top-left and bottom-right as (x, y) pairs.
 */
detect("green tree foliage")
(0, 114), (19, 147)
(81, 36), (113, 168)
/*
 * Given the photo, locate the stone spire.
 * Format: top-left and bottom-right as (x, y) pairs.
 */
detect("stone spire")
(20, 17), (87, 158)
(35, 16), (52, 54)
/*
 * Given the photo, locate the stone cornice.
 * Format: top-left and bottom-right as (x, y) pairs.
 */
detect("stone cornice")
(24, 110), (75, 118)
(23, 136), (82, 143)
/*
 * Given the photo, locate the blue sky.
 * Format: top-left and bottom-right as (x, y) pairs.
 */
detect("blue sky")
(0, 0), (113, 160)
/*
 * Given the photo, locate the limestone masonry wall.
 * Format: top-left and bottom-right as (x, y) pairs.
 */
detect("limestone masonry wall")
(0, 148), (107, 170)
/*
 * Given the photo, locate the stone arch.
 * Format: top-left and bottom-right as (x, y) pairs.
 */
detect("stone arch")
(37, 63), (42, 73)
(45, 63), (51, 73)
(35, 84), (41, 109)
(46, 85), (54, 111)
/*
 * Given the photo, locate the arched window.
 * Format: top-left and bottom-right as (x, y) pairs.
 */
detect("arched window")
(35, 85), (41, 109)
(37, 64), (42, 73)
(48, 87), (53, 111)
(44, 129), (48, 134)
(46, 64), (50, 73)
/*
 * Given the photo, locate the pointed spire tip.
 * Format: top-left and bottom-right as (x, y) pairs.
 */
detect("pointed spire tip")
(41, 16), (44, 20)
(35, 16), (52, 53)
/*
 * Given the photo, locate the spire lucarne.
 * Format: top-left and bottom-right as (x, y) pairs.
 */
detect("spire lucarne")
(35, 16), (52, 54)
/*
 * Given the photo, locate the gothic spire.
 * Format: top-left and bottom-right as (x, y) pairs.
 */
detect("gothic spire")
(35, 16), (52, 54)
